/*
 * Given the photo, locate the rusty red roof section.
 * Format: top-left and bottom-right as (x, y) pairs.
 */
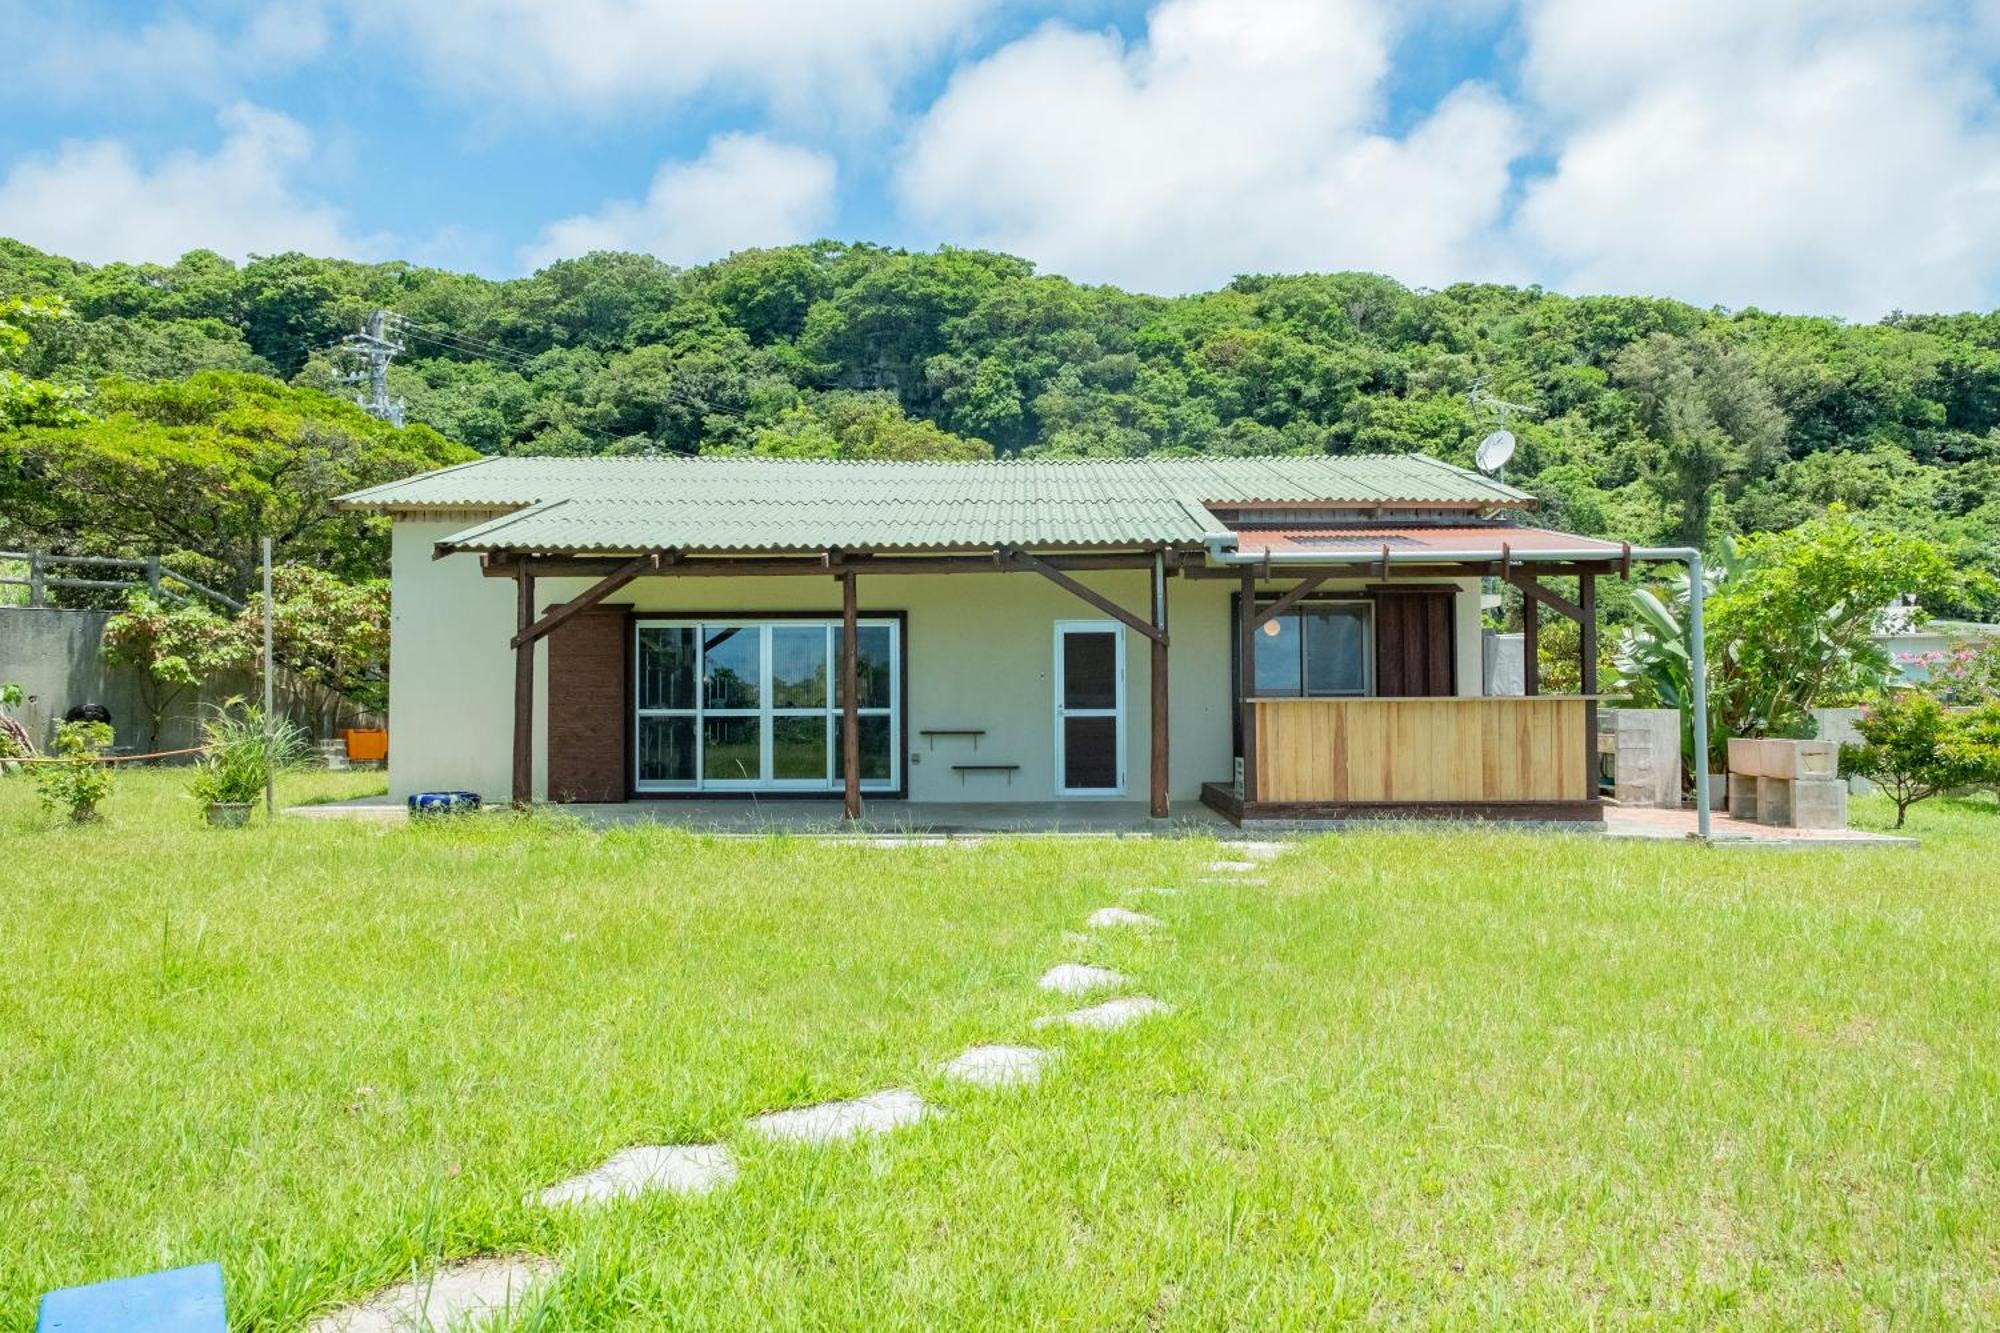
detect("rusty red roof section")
(1229, 525), (1625, 556)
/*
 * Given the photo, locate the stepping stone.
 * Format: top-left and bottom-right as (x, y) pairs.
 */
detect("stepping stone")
(307, 1256), (557, 1333)
(1038, 962), (1127, 996)
(941, 1044), (1053, 1087)
(1235, 841), (1288, 860)
(534, 1144), (736, 1207)
(1086, 907), (1164, 930)
(1207, 860), (1258, 873)
(1035, 996), (1171, 1031)
(748, 1090), (929, 1145)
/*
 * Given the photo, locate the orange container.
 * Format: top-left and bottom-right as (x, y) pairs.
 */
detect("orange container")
(344, 728), (388, 762)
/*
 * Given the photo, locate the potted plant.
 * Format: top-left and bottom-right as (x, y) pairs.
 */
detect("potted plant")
(189, 701), (305, 827)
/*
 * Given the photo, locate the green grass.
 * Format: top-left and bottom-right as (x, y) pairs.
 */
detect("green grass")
(2, 771), (1996, 1329)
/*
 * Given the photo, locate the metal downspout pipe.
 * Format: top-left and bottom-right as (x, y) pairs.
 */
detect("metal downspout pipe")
(1201, 536), (1713, 838)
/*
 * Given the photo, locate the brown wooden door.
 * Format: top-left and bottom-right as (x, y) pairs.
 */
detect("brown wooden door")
(546, 605), (630, 802)
(1372, 588), (1456, 697)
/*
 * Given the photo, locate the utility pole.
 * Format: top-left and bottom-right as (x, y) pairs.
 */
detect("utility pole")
(340, 310), (406, 425)
(262, 536), (275, 824)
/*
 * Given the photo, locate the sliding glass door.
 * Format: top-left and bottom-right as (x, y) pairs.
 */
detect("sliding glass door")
(634, 618), (899, 794)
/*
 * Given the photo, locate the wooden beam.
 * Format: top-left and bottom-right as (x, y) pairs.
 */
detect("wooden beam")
(1150, 550), (1170, 820)
(841, 570), (860, 820)
(1522, 585), (1540, 697)
(1006, 549), (1166, 645)
(1508, 574), (1586, 625)
(1251, 573), (1333, 629)
(1579, 572), (1599, 802)
(509, 552), (657, 649)
(512, 559), (534, 807)
(1239, 571), (1259, 802)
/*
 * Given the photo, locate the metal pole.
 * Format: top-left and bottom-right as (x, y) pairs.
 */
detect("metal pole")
(1687, 552), (1711, 839)
(262, 537), (275, 823)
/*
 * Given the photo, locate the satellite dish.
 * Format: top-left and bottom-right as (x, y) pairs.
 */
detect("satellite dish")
(1475, 428), (1516, 476)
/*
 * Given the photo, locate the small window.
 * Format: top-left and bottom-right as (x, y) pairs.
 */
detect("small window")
(1250, 602), (1371, 698)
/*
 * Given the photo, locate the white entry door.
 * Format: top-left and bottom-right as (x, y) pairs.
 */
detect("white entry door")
(1054, 621), (1125, 795)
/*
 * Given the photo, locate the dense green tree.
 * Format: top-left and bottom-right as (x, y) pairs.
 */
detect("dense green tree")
(3, 235), (2000, 605)
(2, 371), (473, 594)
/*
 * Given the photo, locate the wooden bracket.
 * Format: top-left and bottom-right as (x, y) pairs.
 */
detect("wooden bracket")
(1251, 573), (1333, 629)
(1006, 548), (1166, 645)
(509, 551), (660, 648)
(1507, 573), (1586, 625)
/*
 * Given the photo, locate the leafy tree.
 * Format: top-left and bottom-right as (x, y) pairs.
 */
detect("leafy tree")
(238, 567), (390, 732)
(1842, 692), (1977, 827)
(3, 371), (473, 595)
(1945, 699), (2000, 803)
(0, 296), (85, 429)
(100, 593), (240, 749)
(1613, 332), (1787, 545)
(1616, 512), (1952, 770)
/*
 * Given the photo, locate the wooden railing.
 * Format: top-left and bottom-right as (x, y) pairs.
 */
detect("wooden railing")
(0, 550), (243, 612)
(1251, 696), (1596, 803)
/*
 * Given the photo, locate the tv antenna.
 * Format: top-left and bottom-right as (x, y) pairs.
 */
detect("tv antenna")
(337, 310), (407, 426)
(1467, 376), (1535, 480)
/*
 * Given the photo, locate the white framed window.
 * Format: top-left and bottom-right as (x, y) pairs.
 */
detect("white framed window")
(634, 618), (900, 794)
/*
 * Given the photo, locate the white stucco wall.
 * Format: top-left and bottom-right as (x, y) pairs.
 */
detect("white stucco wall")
(387, 517), (1482, 803)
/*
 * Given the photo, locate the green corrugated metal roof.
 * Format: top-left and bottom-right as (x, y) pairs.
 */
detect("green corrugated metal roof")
(338, 454), (1534, 554)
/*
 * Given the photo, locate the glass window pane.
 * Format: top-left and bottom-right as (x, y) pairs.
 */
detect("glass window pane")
(1252, 614), (1302, 695)
(833, 714), (892, 782)
(703, 717), (762, 782)
(1062, 631), (1118, 709)
(1304, 607), (1368, 696)
(703, 626), (761, 710)
(835, 624), (895, 709)
(638, 627), (696, 710)
(637, 716), (694, 784)
(770, 625), (828, 708)
(1063, 715), (1119, 789)
(772, 715), (829, 781)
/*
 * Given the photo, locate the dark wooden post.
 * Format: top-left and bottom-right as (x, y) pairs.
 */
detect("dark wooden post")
(1521, 585), (1540, 697)
(512, 558), (535, 807)
(1149, 551), (1170, 820)
(1579, 572), (1599, 802)
(841, 569), (860, 820)
(1238, 570), (1258, 802)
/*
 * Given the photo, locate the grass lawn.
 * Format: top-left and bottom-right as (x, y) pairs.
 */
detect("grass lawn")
(2, 770), (1997, 1329)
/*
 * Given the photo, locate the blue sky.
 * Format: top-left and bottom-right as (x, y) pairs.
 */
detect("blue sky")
(3, 0), (1998, 319)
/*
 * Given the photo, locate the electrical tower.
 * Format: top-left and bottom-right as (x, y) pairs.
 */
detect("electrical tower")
(339, 310), (407, 425)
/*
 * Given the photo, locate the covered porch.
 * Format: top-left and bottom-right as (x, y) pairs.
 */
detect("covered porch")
(1192, 529), (1706, 827)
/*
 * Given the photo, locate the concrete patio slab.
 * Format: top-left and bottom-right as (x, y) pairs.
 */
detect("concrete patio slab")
(1603, 807), (1917, 847)
(941, 1044), (1053, 1087)
(748, 1090), (929, 1144)
(307, 1256), (557, 1333)
(534, 1144), (736, 1207)
(1036, 996), (1171, 1031)
(1038, 963), (1127, 996)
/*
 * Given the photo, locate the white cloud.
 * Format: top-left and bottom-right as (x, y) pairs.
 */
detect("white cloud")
(0, 2), (327, 103)
(521, 132), (836, 271)
(1513, 0), (2000, 317)
(894, 0), (1524, 294)
(352, 0), (995, 124)
(0, 103), (370, 265)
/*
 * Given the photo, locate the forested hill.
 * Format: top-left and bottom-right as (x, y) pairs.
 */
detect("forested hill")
(3, 238), (1997, 614)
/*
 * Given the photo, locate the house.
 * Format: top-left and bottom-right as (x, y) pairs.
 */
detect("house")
(339, 454), (1703, 825)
